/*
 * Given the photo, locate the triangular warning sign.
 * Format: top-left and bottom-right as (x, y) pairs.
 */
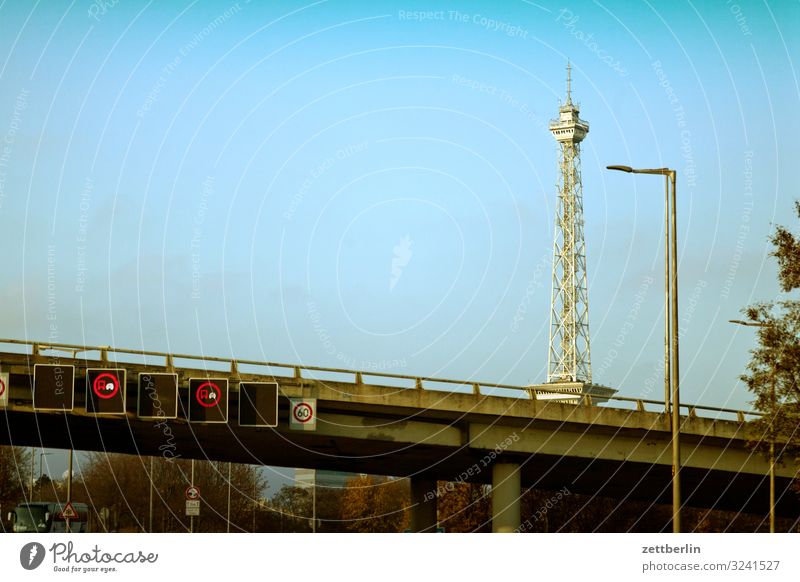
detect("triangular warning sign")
(59, 502), (78, 519)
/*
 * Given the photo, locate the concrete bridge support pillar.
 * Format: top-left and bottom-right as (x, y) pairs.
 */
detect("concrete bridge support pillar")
(492, 462), (521, 533)
(410, 477), (437, 532)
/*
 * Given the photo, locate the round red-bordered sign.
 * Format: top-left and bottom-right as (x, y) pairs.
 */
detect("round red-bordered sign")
(292, 402), (313, 423)
(93, 373), (119, 399)
(0, 378), (5, 398)
(185, 485), (201, 500)
(195, 381), (220, 408)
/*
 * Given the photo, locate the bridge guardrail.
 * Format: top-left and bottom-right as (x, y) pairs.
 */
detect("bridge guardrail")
(0, 338), (762, 421)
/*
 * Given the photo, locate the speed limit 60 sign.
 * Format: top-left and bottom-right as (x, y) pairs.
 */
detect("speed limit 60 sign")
(289, 398), (316, 431)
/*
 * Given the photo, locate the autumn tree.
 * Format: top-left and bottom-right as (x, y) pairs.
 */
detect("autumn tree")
(185, 460), (267, 533)
(740, 201), (800, 461)
(0, 446), (30, 531)
(78, 452), (151, 531)
(437, 482), (490, 532)
(310, 485), (348, 533)
(77, 453), (267, 532)
(270, 485), (312, 532)
(340, 475), (409, 532)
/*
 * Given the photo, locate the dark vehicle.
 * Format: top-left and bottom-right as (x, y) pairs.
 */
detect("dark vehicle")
(7, 502), (89, 533)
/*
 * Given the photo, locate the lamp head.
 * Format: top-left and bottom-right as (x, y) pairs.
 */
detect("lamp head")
(729, 319), (768, 328)
(607, 165), (633, 173)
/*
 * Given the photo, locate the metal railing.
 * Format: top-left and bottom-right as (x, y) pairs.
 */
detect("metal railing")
(0, 338), (762, 421)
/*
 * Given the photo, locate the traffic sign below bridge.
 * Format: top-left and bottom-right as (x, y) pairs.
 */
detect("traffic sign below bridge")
(188, 378), (228, 423)
(86, 368), (126, 415)
(33, 364), (74, 411)
(0, 372), (8, 408)
(289, 398), (316, 430)
(138, 372), (178, 419)
(239, 382), (279, 427)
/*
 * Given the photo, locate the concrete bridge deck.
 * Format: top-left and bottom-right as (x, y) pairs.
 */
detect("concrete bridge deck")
(0, 340), (797, 531)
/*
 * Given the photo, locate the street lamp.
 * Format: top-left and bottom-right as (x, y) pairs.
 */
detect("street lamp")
(607, 164), (681, 533)
(149, 457), (154, 533)
(608, 166), (673, 415)
(226, 462), (232, 534)
(29, 447), (36, 501)
(729, 318), (776, 533)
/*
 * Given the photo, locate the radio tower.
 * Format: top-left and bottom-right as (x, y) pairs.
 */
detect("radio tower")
(547, 62), (592, 384)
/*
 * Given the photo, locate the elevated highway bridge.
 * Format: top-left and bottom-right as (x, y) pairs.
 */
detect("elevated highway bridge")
(0, 339), (796, 532)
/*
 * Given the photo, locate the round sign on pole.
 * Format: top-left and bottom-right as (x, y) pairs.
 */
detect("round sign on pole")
(0, 377), (5, 398)
(186, 485), (201, 500)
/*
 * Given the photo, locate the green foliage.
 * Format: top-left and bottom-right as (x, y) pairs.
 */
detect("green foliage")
(771, 200), (800, 292)
(740, 202), (800, 458)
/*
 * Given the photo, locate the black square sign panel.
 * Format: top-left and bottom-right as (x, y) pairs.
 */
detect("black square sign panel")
(188, 377), (228, 423)
(238, 382), (278, 427)
(137, 373), (178, 419)
(86, 368), (127, 414)
(33, 364), (75, 411)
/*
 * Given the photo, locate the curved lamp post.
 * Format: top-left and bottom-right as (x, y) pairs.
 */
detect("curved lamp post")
(607, 165), (681, 533)
(730, 318), (776, 532)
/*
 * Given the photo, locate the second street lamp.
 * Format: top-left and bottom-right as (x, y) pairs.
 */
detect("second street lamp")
(607, 164), (681, 533)
(729, 318), (777, 533)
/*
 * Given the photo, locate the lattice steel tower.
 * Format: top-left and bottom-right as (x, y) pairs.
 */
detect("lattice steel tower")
(547, 63), (592, 384)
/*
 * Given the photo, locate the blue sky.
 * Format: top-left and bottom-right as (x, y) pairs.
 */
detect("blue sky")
(1, 1), (798, 484)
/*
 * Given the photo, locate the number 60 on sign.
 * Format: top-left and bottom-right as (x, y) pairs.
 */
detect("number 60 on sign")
(289, 398), (316, 431)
